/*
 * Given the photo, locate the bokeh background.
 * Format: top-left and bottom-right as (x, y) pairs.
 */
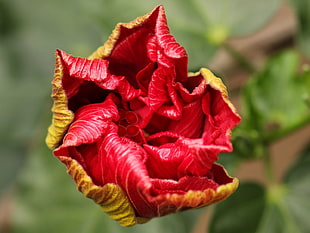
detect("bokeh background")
(1, 0), (309, 232)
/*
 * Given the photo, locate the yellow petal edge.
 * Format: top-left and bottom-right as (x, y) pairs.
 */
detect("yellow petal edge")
(45, 53), (74, 149)
(153, 167), (239, 213)
(59, 155), (237, 226)
(196, 68), (240, 118)
(58, 156), (145, 227)
(88, 6), (162, 60)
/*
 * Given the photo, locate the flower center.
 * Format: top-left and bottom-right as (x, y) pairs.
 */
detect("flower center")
(117, 110), (145, 143)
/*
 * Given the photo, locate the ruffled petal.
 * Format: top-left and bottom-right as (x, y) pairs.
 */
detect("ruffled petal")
(59, 50), (141, 101)
(88, 8), (155, 61)
(56, 122), (153, 216)
(58, 49), (109, 82)
(147, 6), (188, 80)
(147, 67), (172, 110)
(147, 66), (183, 120)
(168, 98), (204, 138)
(144, 137), (188, 180)
(176, 75), (207, 103)
(144, 136), (218, 179)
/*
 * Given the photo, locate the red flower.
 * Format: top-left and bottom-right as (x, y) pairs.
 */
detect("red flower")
(46, 5), (241, 226)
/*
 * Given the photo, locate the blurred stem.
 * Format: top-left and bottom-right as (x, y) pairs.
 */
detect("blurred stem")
(263, 149), (276, 187)
(222, 42), (256, 73)
(264, 117), (310, 143)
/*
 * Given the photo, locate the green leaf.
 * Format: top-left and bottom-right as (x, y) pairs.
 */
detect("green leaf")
(209, 143), (310, 233)
(0, 144), (26, 195)
(0, 0), (18, 37)
(255, 199), (294, 233)
(283, 143), (310, 233)
(209, 182), (265, 233)
(194, 0), (281, 38)
(0, 47), (50, 194)
(217, 152), (242, 175)
(171, 29), (218, 71)
(242, 50), (310, 143)
(256, 143), (310, 233)
(231, 126), (267, 159)
(289, 0), (310, 58)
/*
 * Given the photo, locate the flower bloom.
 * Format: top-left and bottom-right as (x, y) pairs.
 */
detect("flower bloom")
(46, 5), (241, 226)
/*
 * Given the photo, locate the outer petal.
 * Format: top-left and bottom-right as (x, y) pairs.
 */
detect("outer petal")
(199, 68), (241, 150)
(57, 155), (142, 226)
(45, 49), (109, 149)
(45, 47), (141, 149)
(150, 176), (238, 216)
(56, 147), (238, 224)
(54, 115), (238, 223)
(199, 68), (240, 124)
(88, 10), (153, 60)
(144, 68), (240, 178)
(46, 51), (74, 149)
(140, 163), (238, 218)
(60, 50), (141, 101)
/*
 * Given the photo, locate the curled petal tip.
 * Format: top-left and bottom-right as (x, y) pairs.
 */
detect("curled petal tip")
(199, 68), (241, 120)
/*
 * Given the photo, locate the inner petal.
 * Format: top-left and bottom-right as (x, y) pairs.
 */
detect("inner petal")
(67, 81), (109, 112)
(150, 175), (219, 196)
(144, 137), (189, 180)
(108, 28), (151, 88)
(116, 109), (146, 144)
(168, 99), (205, 138)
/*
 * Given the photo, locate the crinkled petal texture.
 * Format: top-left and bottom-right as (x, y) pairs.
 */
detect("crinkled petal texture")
(46, 5), (241, 227)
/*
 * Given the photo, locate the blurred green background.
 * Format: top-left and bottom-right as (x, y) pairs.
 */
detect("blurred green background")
(1, 0), (309, 233)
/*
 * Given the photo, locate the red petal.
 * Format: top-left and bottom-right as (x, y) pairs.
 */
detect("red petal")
(168, 99), (204, 138)
(108, 27), (150, 77)
(136, 62), (157, 93)
(144, 138), (188, 180)
(102, 6), (187, 80)
(144, 134), (220, 179)
(147, 6), (188, 80)
(176, 75), (207, 103)
(202, 88), (240, 150)
(147, 67), (171, 110)
(60, 95), (119, 147)
(47, 6), (242, 226)
(177, 139), (220, 176)
(58, 49), (109, 82)
(150, 175), (219, 195)
(139, 163), (237, 218)
(148, 67), (183, 119)
(59, 50), (141, 101)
